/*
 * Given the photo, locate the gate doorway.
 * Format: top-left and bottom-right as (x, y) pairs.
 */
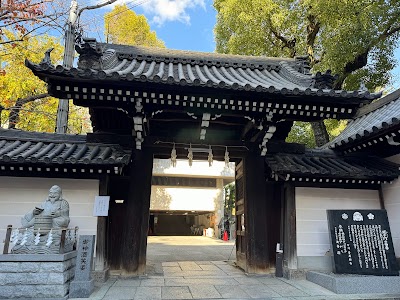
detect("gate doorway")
(146, 158), (236, 271)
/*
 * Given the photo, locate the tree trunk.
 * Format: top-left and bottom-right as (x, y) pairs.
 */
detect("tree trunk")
(0, 105), (4, 125)
(8, 93), (49, 129)
(311, 121), (329, 147)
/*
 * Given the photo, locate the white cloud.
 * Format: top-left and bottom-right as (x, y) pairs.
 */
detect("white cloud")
(141, 0), (206, 25)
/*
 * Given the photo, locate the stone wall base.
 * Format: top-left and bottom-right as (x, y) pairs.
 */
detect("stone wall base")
(69, 279), (94, 298)
(283, 267), (306, 279)
(92, 267), (110, 285)
(0, 252), (76, 299)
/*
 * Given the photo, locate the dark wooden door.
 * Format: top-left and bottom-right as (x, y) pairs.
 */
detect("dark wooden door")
(107, 176), (130, 270)
(235, 160), (246, 270)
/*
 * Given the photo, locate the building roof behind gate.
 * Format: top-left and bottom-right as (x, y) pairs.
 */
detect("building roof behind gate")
(265, 148), (400, 185)
(323, 89), (400, 156)
(0, 129), (130, 176)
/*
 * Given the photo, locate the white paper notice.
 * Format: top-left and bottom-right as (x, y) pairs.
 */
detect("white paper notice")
(93, 196), (110, 216)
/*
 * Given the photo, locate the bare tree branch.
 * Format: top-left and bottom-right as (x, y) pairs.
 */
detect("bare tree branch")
(77, 0), (118, 20)
(267, 18), (296, 57)
(335, 12), (400, 89)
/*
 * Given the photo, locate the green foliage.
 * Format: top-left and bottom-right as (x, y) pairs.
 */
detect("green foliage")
(224, 183), (235, 216)
(0, 31), (91, 133)
(286, 120), (347, 148)
(286, 121), (315, 148)
(214, 0), (400, 146)
(214, 0), (400, 91)
(105, 5), (165, 48)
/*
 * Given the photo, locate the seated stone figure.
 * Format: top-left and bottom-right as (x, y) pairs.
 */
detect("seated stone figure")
(21, 185), (70, 229)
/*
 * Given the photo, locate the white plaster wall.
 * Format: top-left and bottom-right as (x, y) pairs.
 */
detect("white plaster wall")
(296, 187), (380, 257)
(383, 153), (400, 258)
(150, 186), (222, 211)
(0, 177), (99, 252)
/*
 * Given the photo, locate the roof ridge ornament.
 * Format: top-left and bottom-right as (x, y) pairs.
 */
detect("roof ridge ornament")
(295, 55), (311, 74)
(358, 82), (368, 92)
(76, 38), (103, 70)
(313, 70), (339, 89)
(39, 48), (54, 67)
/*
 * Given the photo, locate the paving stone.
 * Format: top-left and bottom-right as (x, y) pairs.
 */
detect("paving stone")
(268, 284), (309, 297)
(114, 279), (141, 287)
(198, 264), (221, 271)
(189, 285), (222, 299)
(165, 277), (238, 286)
(211, 261), (228, 265)
(140, 278), (164, 286)
(234, 276), (264, 285)
(215, 285), (250, 299)
(104, 286), (137, 299)
(195, 261), (213, 265)
(163, 266), (182, 273)
(256, 277), (286, 285)
(239, 285), (281, 298)
(176, 270), (228, 277)
(178, 261), (202, 271)
(134, 286), (161, 300)
(162, 262), (179, 267)
(161, 286), (193, 299)
(286, 280), (335, 296)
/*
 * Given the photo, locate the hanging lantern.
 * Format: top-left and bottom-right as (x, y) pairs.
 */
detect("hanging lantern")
(224, 146), (230, 167)
(171, 143), (177, 167)
(208, 146), (213, 167)
(187, 144), (193, 167)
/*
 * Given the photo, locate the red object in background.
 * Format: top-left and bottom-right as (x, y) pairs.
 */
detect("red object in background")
(223, 230), (228, 241)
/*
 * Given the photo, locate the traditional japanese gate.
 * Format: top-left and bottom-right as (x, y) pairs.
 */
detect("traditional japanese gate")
(25, 38), (381, 275)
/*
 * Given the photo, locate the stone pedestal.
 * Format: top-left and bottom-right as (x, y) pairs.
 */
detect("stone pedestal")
(0, 251), (76, 300)
(307, 271), (400, 294)
(69, 235), (95, 298)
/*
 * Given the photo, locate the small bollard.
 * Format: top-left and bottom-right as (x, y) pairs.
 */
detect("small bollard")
(275, 243), (283, 277)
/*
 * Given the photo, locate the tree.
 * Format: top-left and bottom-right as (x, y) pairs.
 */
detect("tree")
(214, 0), (400, 146)
(104, 4), (165, 48)
(0, 0), (68, 45)
(0, 31), (91, 133)
(286, 120), (348, 148)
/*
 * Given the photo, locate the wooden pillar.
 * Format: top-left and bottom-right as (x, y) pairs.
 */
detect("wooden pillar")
(95, 175), (109, 273)
(244, 153), (271, 274)
(121, 150), (153, 275)
(283, 183), (297, 276)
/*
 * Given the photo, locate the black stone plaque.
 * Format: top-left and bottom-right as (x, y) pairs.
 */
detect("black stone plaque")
(327, 209), (398, 276)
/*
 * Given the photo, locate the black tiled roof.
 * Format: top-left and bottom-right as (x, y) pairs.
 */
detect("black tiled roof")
(324, 89), (400, 150)
(0, 129), (130, 166)
(265, 149), (400, 182)
(25, 41), (380, 100)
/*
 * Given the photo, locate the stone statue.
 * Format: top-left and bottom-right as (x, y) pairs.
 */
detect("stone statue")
(21, 185), (70, 229)
(11, 186), (75, 254)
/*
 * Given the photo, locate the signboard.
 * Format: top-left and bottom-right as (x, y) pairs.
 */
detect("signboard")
(327, 209), (398, 276)
(93, 196), (110, 216)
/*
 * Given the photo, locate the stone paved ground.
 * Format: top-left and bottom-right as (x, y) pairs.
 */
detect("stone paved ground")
(70, 237), (400, 300)
(72, 260), (400, 300)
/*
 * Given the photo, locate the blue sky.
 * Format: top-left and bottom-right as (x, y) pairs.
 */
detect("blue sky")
(89, 0), (400, 90)
(92, 0), (216, 52)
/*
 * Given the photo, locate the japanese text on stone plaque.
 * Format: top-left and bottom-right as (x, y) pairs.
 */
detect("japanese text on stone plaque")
(80, 239), (89, 271)
(327, 209), (398, 275)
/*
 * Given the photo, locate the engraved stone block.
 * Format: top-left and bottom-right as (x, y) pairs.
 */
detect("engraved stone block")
(327, 209), (398, 275)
